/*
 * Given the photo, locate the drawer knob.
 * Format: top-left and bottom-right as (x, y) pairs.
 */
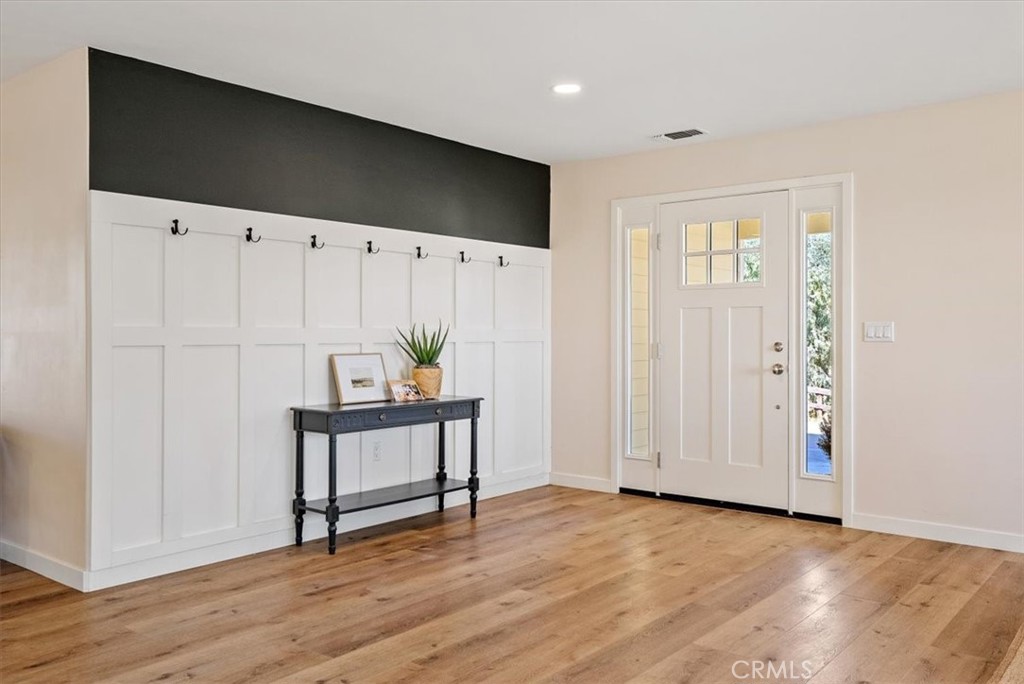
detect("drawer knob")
(435, 408), (443, 415)
(379, 413), (387, 422)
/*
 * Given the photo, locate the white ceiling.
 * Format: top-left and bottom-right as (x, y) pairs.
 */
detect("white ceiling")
(1, 0), (1021, 163)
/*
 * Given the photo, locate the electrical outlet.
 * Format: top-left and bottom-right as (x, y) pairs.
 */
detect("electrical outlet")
(372, 441), (382, 462)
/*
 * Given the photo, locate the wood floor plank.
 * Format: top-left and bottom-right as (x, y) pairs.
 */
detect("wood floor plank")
(297, 557), (568, 658)
(841, 554), (936, 605)
(808, 583), (976, 684)
(694, 531), (909, 654)
(897, 646), (993, 684)
(279, 589), (551, 683)
(626, 643), (745, 684)
(697, 539), (844, 613)
(749, 593), (887, 678)
(1, 486), (1021, 684)
(95, 627), (331, 683)
(990, 621), (1024, 684)
(540, 602), (736, 683)
(415, 566), (734, 683)
(921, 544), (1010, 593)
(932, 560), (1024, 663)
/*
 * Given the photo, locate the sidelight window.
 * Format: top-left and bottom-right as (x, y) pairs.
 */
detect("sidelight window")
(627, 226), (651, 457)
(803, 211), (834, 478)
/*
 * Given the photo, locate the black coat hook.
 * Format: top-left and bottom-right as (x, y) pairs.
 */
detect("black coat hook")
(498, 256), (511, 268)
(311, 235), (324, 250)
(415, 246), (429, 259)
(367, 241), (380, 254)
(459, 251), (472, 264)
(246, 227), (262, 243)
(170, 219), (188, 236)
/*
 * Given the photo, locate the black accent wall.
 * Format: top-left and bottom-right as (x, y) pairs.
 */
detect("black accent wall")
(88, 49), (550, 248)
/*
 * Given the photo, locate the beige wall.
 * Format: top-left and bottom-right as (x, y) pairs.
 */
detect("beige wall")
(1, 49), (90, 568)
(551, 91), (1024, 540)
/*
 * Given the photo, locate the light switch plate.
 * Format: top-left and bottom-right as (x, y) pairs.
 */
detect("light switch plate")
(863, 321), (895, 342)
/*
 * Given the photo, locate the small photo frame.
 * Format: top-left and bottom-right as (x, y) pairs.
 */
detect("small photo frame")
(330, 353), (389, 404)
(388, 379), (424, 402)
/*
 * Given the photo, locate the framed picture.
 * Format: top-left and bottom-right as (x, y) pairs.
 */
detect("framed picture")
(330, 353), (389, 404)
(388, 379), (424, 402)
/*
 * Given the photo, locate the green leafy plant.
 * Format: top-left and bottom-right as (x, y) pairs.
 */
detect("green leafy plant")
(395, 321), (450, 367)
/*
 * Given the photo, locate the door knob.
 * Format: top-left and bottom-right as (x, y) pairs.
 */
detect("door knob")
(773, 341), (784, 352)
(771, 363), (785, 375)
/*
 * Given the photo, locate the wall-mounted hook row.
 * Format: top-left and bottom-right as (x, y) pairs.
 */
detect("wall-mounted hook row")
(311, 235), (324, 250)
(367, 241), (380, 254)
(246, 227), (262, 243)
(498, 256), (511, 268)
(415, 246), (428, 259)
(459, 251), (472, 264)
(170, 219), (188, 236)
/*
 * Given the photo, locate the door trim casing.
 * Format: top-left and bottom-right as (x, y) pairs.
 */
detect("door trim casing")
(610, 173), (854, 522)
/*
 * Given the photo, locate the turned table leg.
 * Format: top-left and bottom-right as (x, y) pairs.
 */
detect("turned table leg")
(436, 421), (447, 511)
(469, 415), (479, 519)
(293, 429), (305, 546)
(327, 433), (339, 555)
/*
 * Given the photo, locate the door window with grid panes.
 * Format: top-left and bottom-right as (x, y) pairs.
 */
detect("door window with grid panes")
(682, 218), (761, 286)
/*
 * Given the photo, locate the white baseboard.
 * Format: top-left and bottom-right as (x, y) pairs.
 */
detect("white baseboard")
(847, 511), (1024, 553)
(548, 472), (616, 493)
(2, 472), (550, 592)
(0, 541), (86, 591)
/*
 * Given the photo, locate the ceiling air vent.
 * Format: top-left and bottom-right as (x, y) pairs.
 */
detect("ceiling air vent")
(660, 128), (704, 141)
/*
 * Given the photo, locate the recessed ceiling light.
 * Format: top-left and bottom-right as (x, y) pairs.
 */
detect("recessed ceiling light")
(552, 83), (582, 95)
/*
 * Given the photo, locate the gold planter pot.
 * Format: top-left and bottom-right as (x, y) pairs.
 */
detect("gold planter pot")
(412, 366), (443, 399)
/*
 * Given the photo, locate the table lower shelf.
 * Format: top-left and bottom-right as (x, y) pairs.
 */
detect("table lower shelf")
(303, 478), (470, 515)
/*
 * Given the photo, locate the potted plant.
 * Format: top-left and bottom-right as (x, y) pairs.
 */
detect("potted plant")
(395, 321), (449, 400)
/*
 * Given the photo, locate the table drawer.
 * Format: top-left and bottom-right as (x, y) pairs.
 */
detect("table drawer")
(327, 401), (476, 433)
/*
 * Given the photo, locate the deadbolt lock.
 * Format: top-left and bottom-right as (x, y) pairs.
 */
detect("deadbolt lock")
(773, 341), (784, 352)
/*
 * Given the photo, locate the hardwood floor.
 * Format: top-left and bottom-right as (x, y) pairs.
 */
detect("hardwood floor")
(2, 486), (1022, 683)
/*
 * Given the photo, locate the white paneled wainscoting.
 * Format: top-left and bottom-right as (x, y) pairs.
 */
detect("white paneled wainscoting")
(78, 191), (551, 590)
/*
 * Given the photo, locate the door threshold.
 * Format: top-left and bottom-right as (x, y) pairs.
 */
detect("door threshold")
(618, 488), (841, 525)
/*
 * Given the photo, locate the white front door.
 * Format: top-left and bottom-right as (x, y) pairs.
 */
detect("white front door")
(657, 191), (790, 508)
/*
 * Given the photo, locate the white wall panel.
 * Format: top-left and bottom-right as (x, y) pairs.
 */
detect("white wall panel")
(362, 250), (411, 329)
(252, 344), (304, 523)
(362, 341), (414, 488)
(250, 238), (304, 328)
(495, 342), (543, 473)
(410, 424), (446, 483)
(496, 264), (543, 330)
(111, 224), (163, 327)
(367, 341), (411, 387)
(455, 260), (494, 329)
(309, 343), (361, 498)
(360, 427), (411, 491)
(412, 255), (455, 325)
(314, 344), (362, 405)
(90, 192), (550, 584)
(454, 342), (494, 479)
(111, 346), (163, 550)
(410, 345), (455, 482)
(313, 245), (361, 328)
(182, 232), (240, 327)
(180, 345), (239, 536)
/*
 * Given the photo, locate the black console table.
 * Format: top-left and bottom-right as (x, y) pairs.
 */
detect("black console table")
(290, 395), (483, 554)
